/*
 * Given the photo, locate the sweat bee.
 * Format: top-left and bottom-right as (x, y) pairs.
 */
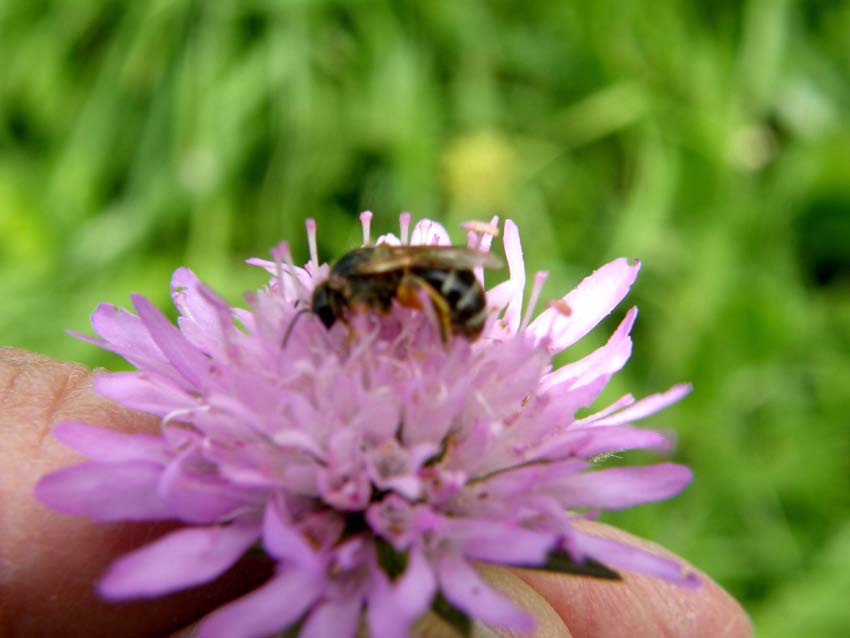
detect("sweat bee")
(310, 244), (503, 343)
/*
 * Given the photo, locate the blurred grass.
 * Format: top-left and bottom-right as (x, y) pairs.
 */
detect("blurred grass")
(2, 0), (850, 634)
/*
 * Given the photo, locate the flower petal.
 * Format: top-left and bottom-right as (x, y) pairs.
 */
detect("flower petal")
(529, 258), (641, 354)
(573, 392), (635, 425)
(52, 421), (166, 463)
(35, 461), (172, 521)
(374, 232), (401, 246)
(158, 452), (255, 523)
(470, 458), (587, 501)
(198, 568), (324, 638)
(89, 303), (165, 363)
(541, 306), (637, 392)
(93, 372), (198, 416)
(499, 220), (526, 333)
(367, 544), (435, 638)
(448, 518), (554, 565)
(99, 520), (260, 599)
(532, 425), (671, 461)
(410, 219), (451, 246)
(556, 463), (693, 510)
(131, 293), (213, 388)
(589, 383), (693, 426)
(301, 597), (362, 638)
(262, 500), (320, 567)
(571, 528), (700, 586)
(172, 267), (233, 357)
(437, 555), (534, 631)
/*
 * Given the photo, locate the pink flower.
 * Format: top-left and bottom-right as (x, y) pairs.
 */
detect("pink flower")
(36, 213), (698, 638)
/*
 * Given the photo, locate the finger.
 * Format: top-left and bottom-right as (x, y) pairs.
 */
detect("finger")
(514, 520), (752, 638)
(0, 348), (272, 638)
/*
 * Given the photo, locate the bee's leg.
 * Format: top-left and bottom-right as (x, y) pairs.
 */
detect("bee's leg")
(398, 273), (452, 345)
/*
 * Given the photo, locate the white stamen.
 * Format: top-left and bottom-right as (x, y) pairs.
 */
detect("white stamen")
(360, 210), (373, 245)
(521, 271), (549, 331)
(161, 406), (207, 428)
(399, 212), (412, 245)
(305, 218), (319, 270)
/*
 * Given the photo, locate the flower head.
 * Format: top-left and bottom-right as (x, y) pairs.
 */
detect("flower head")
(37, 215), (697, 637)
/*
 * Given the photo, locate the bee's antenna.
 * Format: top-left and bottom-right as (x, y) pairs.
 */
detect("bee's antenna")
(360, 210), (373, 246)
(282, 307), (312, 349)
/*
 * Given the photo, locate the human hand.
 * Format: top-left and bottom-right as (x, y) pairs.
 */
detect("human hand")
(0, 348), (751, 637)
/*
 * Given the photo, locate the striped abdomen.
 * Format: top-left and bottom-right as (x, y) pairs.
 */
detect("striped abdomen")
(414, 268), (488, 339)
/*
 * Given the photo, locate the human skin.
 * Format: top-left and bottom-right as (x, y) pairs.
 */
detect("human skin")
(0, 348), (752, 638)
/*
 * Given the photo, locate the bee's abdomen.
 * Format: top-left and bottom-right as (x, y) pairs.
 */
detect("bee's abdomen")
(416, 268), (488, 338)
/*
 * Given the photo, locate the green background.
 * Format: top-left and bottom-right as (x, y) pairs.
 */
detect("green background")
(2, 1), (849, 634)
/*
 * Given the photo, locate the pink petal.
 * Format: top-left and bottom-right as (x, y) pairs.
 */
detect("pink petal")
(100, 520), (261, 599)
(367, 544), (436, 637)
(262, 501), (320, 567)
(437, 555), (534, 631)
(448, 518), (554, 565)
(590, 383), (693, 426)
(410, 219), (451, 246)
(499, 220), (526, 332)
(89, 303), (165, 363)
(485, 280), (515, 315)
(197, 568), (324, 638)
(541, 306), (637, 392)
(571, 528), (700, 586)
(52, 421), (166, 463)
(172, 268), (231, 356)
(481, 375), (615, 471)
(556, 463), (693, 510)
(35, 461), (173, 521)
(402, 372), (470, 447)
(158, 453), (255, 524)
(301, 597), (362, 638)
(470, 458), (587, 501)
(466, 336), (548, 421)
(131, 293), (213, 388)
(93, 372), (198, 416)
(533, 425), (671, 461)
(246, 258), (313, 300)
(529, 258), (641, 354)
(573, 393), (636, 425)
(244, 257), (276, 273)
(374, 233), (401, 246)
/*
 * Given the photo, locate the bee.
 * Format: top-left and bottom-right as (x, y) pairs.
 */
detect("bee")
(310, 244), (502, 343)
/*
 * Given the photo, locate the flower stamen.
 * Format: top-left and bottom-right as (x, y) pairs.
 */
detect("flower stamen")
(305, 218), (319, 271)
(360, 210), (373, 246)
(399, 212), (412, 245)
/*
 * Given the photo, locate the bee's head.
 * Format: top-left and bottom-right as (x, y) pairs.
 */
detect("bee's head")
(310, 281), (342, 329)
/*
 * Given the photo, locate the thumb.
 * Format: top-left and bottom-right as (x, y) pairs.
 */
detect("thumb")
(0, 348), (269, 638)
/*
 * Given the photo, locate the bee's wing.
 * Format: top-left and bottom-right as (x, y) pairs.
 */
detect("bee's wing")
(354, 245), (503, 274)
